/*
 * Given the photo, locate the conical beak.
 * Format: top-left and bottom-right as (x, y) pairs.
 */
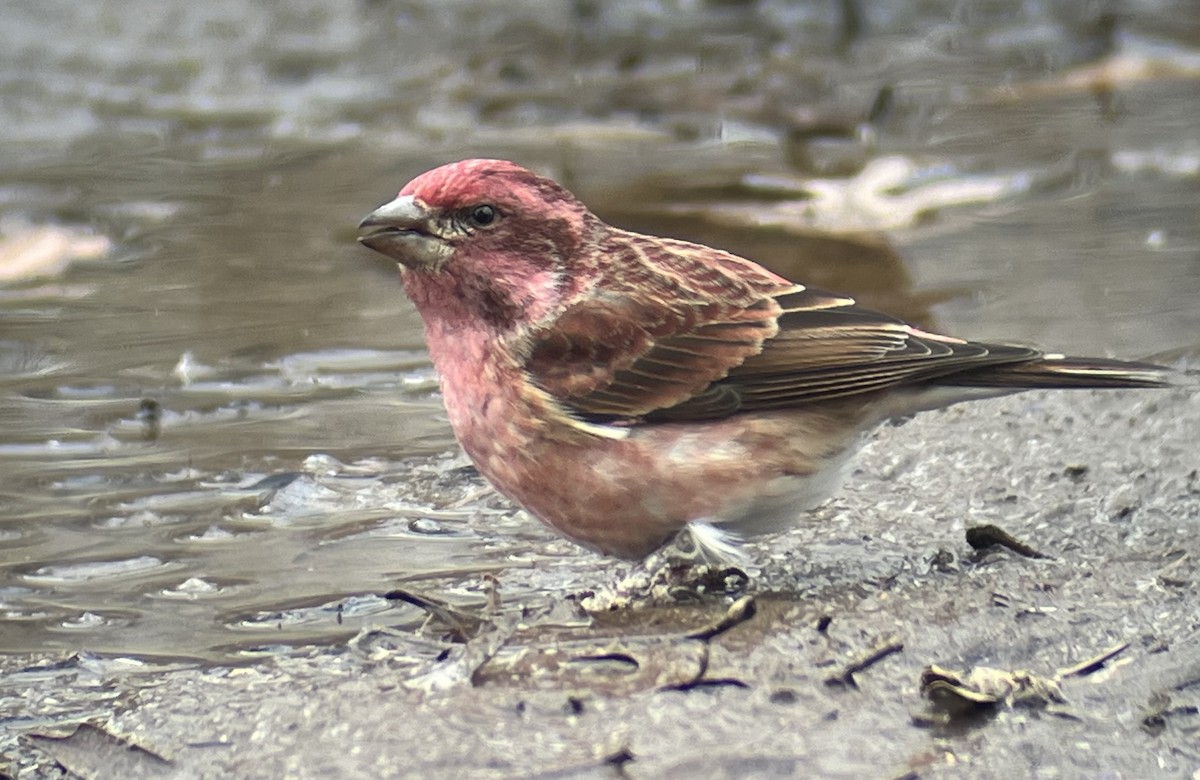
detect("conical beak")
(357, 195), (451, 270)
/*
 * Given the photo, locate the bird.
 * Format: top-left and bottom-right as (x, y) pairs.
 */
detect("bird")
(357, 158), (1172, 560)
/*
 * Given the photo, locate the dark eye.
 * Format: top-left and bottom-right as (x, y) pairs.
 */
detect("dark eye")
(469, 204), (498, 227)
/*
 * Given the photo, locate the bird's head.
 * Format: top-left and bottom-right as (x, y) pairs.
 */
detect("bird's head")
(358, 159), (596, 329)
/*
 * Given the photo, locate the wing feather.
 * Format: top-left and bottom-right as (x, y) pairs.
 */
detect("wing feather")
(522, 231), (1041, 422)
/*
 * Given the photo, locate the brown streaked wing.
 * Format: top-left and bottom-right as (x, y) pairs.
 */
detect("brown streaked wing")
(523, 232), (799, 419)
(527, 235), (1042, 423)
(524, 290), (782, 418)
(650, 290), (1040, 419)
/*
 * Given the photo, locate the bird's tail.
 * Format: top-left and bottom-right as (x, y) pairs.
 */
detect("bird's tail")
(945, 354), (1176, 390)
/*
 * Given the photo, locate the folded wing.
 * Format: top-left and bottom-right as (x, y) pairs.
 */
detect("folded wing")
(523, 231), (1166, 423)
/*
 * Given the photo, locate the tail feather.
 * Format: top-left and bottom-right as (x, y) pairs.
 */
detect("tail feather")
(944, 354), (1175, 390)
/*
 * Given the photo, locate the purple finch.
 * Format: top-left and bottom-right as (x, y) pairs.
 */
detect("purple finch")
(358, 159), (1170, 560)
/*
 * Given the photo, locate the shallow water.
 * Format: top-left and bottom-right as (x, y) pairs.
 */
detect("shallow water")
(0, 0), (1198, 662)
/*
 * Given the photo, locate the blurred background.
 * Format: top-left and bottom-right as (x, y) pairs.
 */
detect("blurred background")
(0, 0), (1197, 661)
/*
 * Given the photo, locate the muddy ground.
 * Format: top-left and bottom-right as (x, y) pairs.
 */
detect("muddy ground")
(5, 380), (1197, 778)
